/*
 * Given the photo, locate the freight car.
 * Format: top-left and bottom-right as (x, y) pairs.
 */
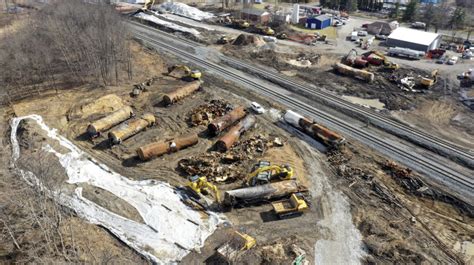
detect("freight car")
(283, 110), (345, 148)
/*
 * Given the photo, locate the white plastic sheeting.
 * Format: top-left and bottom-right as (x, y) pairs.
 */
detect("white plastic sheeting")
(10, 115), (221, 264)
(134, 12), (200, 36)
(159, 2), (214, 21)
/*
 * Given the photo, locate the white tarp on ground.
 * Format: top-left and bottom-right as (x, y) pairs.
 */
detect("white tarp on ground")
(10, 115), (221, 264)
(159, 2), (214, 21)
(134, 12), (200, 36)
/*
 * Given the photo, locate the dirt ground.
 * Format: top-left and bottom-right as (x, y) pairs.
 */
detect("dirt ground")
(2, 34), (474, 265)
(221, 42), (474, 150)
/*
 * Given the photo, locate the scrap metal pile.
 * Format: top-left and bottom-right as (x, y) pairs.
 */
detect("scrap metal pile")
(177, 135), (284, 183)
(187, 100), (233, 126)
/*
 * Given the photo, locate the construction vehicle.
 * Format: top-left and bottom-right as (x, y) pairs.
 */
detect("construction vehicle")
(217, 35), (231, 44)
(130, 0), (155, 15)
(187, 175), (220, 203)
(271, 193), (309, 218)
(216, 231), (256, 262)
(459, 69), (474, 87)
(362, 50), (399, 70)
(250, 25), (275, 36)
(418, 69), (438, 88)
(167, 65), (202, 81)
(230, 19), (250, 29)
(246, 161), (294, 186)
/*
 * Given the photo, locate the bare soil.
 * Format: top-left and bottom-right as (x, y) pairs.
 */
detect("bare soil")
(2, 38), (473, 265)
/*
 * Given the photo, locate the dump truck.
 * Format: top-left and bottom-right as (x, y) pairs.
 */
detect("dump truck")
(271, 193), (309, 218)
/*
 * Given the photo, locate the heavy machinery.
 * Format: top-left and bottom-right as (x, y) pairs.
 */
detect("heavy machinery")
(362, 50), (399, 70)
(250, 25), (275, 36)
(130, 0), (155, 15)
(216, 231), (256, 262)
(230, 19), (250, 29)
(217, 35), (231, 44)
(187, 175), (220, 203)
(246, 161), (294, 186)
(459, 69), (474, 86)
(167, 65), (202, 81)
(271, 193), (309, 218)
(419, 69), (438, 88)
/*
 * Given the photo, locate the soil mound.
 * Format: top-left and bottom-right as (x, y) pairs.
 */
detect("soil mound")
(232, 34), (265, 46)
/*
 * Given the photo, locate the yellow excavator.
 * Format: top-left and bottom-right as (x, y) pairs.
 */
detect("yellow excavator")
(167, 65), (202, 81)
(246, 161), (294, 186)
(187, 175), (220, 203)
(372, 50), (399, 70)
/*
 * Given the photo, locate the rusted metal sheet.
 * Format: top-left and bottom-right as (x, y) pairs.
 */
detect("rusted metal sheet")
(87, 106), (134, 136)
(223, 180), (306, 206)
(216, 116), (256, 151)
(136, 133), (199, 160)
(108, 113), (155, 144)
(162, 81), (201, 105)
(208, 106), (246, 135)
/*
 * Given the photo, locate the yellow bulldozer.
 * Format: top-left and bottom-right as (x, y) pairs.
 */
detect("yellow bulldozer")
(167, 65), (202, 81)
(419, 69), (438, 88)
(246, 161), (294, 186)
(187, 175), (220, 203)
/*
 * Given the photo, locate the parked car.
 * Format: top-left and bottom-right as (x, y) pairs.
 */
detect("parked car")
(447, 56), (459, 65)
(358, 31), (368, 36)
(375, 34), (387, 40)
(250, 102), (265, 114)
(411, 22), (426, 29)
(333, 21), (344, 27)
(436, 55), (447, 64)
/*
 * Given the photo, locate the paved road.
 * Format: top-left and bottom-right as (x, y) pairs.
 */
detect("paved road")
(129, 21), (474, 206)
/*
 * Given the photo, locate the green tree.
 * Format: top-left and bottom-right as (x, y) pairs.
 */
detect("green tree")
(345, 0), (358, 12)
(403, 0), (418, 22)
(449, 7), (466, 29)
(389, 2), (400, 19)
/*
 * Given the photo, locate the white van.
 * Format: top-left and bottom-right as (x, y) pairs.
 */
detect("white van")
(351, 31), (358, 41)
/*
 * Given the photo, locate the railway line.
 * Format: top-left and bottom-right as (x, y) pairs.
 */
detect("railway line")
(129, 22), (473, 204)
(129, 21), (474, 170)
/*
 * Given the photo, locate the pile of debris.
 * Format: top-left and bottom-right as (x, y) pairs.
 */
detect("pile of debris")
(177, 135), (284, 182)
(233, 34), (265, 47)
(259, 237), (310, 265)
(187, 100), (233, 126)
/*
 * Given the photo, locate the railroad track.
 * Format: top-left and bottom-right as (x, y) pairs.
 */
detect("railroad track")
(129, 21), (474, 170)
(129, 22), (474, 203)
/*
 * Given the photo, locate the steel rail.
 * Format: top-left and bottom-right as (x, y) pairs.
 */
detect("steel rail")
(131, 30), (473, 195)
(128, 20), (474, 170)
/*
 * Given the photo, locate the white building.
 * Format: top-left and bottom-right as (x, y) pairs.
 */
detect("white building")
(387, 27), (441, 52)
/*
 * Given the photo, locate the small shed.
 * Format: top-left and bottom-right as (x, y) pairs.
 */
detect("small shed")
(240, 8), (271, 24)
(367, 21), (398, 35)
(305, 15), (332, 30)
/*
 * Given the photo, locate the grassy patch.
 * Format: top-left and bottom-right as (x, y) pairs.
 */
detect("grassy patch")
(288, 24), (338, 39)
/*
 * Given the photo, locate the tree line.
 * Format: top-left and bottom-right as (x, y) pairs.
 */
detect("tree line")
(0, 0), (133, 100)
